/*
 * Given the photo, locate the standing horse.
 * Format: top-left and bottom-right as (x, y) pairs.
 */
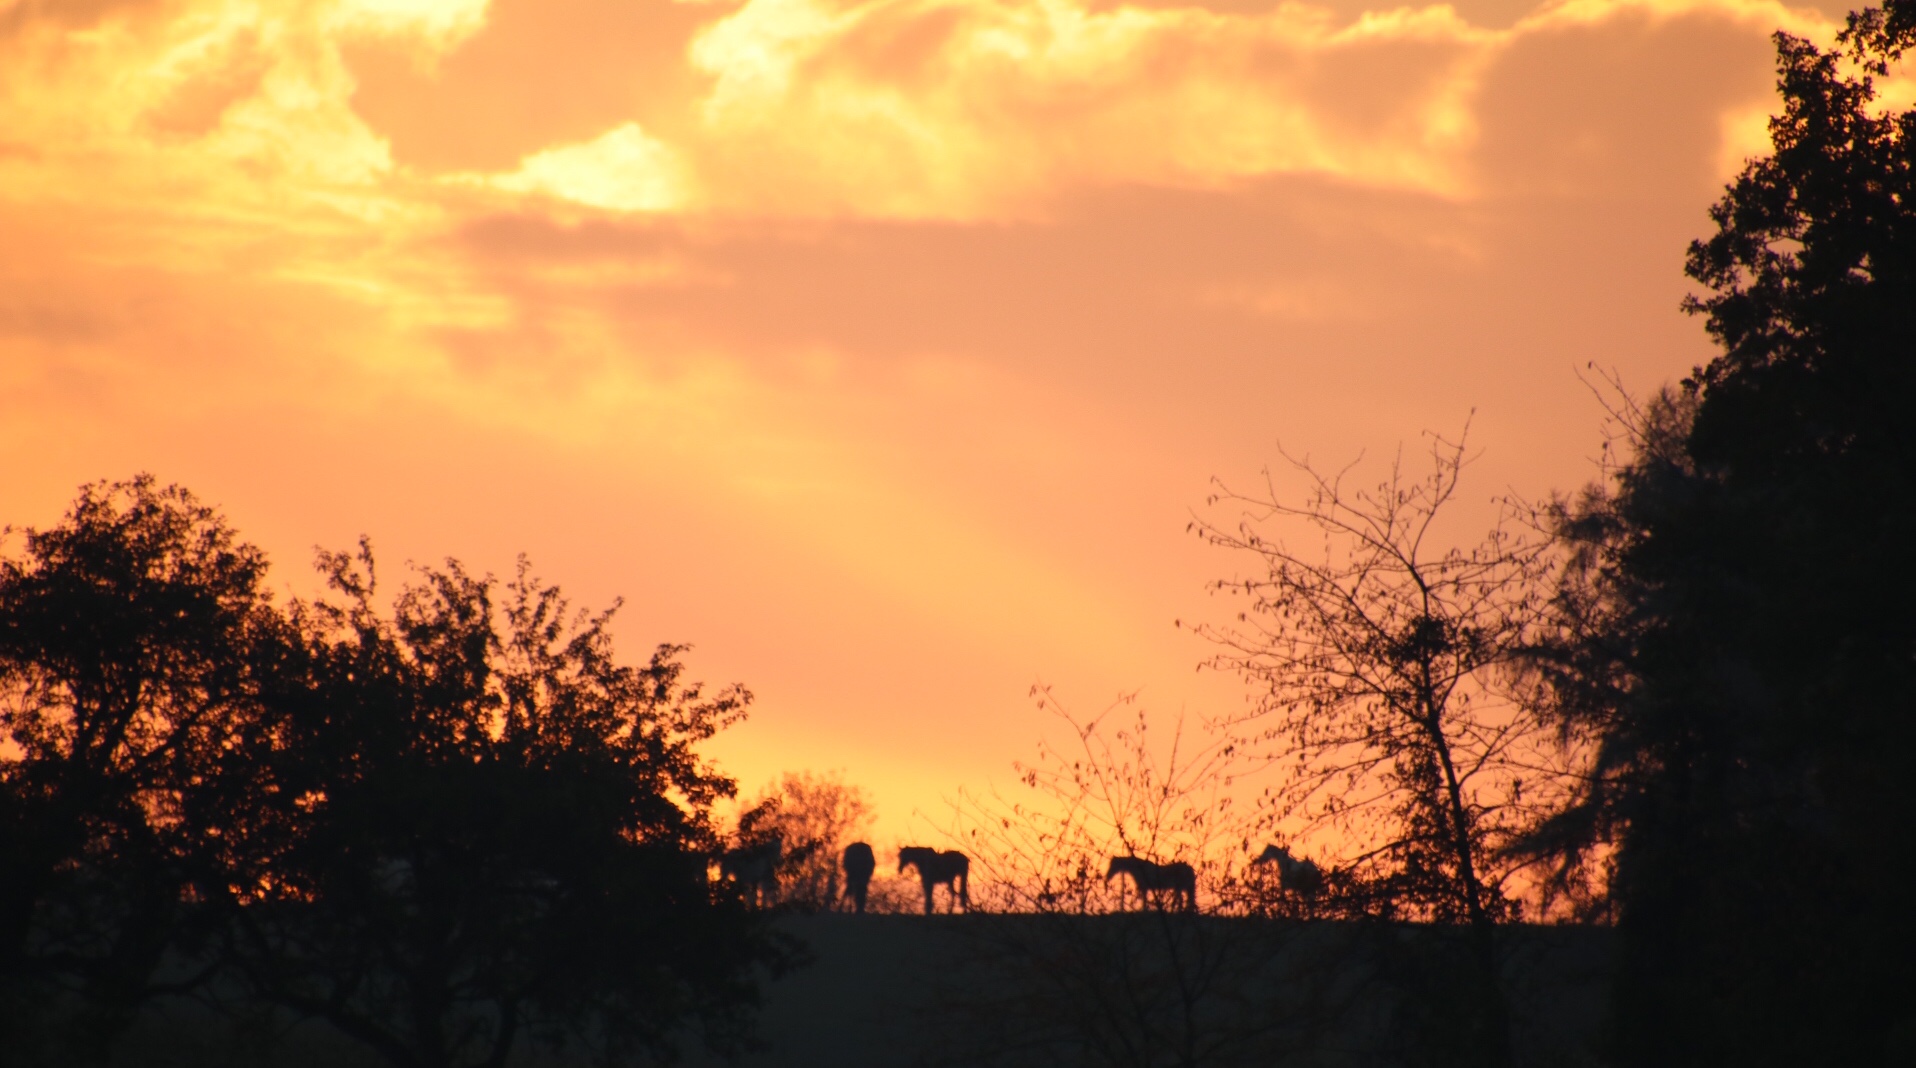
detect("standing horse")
(1105, 856), (1197, 912)
(720, 837), (783, 907)
(1252, 844), (1323, 900)
(841, 841), (876, 913)
(898, 846), (970, 914)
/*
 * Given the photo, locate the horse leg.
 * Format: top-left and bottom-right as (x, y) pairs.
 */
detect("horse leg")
(921, 876), (934, 915)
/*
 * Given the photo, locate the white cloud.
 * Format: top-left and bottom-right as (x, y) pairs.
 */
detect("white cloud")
(477, 122), (693, 213)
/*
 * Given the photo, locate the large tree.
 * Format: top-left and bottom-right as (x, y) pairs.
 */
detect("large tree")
(0, 477), (274, 1061)
(1523, 5), (1916, 1062)
(219, 544), (784, 1068)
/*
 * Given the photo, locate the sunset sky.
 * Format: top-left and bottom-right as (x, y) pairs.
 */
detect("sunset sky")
(0, 0), (1888, 839)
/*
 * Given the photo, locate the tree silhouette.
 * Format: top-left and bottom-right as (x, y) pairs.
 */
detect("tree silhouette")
(214, 545), (784, 1068)
(0, 477), (274, 1062)
(1521, 4), (1916, 1062)
(1188, 431), (1571, 1068)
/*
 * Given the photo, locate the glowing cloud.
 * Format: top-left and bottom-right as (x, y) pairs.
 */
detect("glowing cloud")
(477, 123), (693, 212)
(0, 0), (1874, 831)
(660, 0), (1841, 217)
(683, 0), (1493, 215)
(329, 0), (492, 47)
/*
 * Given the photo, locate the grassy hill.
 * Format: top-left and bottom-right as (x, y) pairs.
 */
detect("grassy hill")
(103, 916), (1611, 1067)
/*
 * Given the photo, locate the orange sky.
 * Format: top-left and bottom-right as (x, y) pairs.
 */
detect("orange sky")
(0, 0), (1883, 840)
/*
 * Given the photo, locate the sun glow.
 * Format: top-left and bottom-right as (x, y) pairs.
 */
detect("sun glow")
(0, 0), (1855, 835)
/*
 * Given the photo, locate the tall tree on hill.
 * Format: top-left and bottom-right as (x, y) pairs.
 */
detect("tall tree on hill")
(1189, 433), (1568, 1068)
(0, 477), (273, 1062)
(1520, 5), (1916, 1062)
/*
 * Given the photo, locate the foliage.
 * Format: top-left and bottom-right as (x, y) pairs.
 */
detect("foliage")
(0, 476), (274, 1060)
(217, 544), (780, 1068)
(2, 477), (784, 1068)
(1521, 4), (1916, 1062)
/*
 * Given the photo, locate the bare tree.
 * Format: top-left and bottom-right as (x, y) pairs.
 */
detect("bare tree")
(929, 693), (1366, 1068)
(1186, 428), (1574, 1067)
(955, 688), (1245, 916)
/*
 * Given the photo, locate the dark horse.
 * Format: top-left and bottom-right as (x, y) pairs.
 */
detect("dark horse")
(719, 837), (782, 907)
(842, 841), (876, 913)
(1105, 856), (1197, 912)
(1252, 844), (1323, 900)
(898, 846), (970, 914)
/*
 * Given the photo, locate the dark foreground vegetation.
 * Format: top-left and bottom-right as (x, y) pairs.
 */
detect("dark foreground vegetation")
(82, 916), (1610, 1068)
(4, 4), (1913, 1066)
(0, 489), (791, 1068)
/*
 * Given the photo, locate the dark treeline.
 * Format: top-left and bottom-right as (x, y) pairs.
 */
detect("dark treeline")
(0, 488), (790, 1068)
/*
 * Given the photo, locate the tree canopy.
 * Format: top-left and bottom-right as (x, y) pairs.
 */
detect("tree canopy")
(1, 483), (784, 1068)
(1524, 5), (1916, 1061)
(0, 477), (274, 1058)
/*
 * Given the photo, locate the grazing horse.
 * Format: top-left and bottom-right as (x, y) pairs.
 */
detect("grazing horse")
(1105, 856), (1197, 912)
(720, 837), (782, 907)
(898, 847), (970, 914)
(1252, 844), (1323, 899)
(841, 841), (876, 913)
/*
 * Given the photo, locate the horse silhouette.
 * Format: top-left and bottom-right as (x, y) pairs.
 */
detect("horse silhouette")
(720, 836), (782, 907)
(842, 841), (876, 913)
(1252, 844), (1323, 899)
(898, 846), (970, 914)
(1105, 856), (1197, 912)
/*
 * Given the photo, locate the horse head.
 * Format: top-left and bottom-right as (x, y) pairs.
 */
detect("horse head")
(1254, 844), (1294, 868)
(1253, 844), (1322, 897)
